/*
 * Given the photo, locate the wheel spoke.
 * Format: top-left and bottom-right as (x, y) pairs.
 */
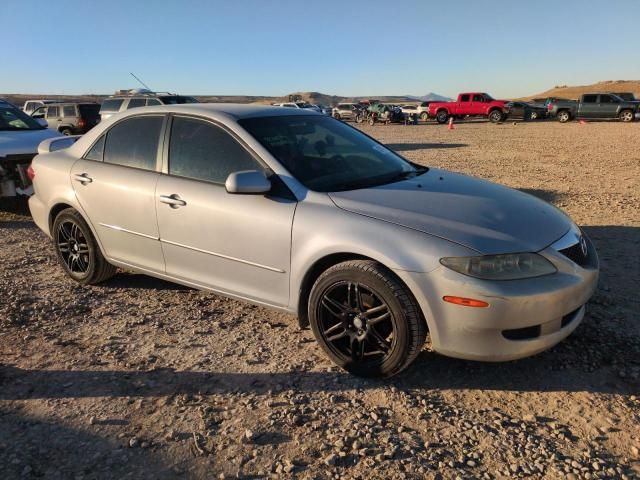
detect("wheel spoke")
(368, 311), (391, 325)
(77, 243), (89, 254)
(323, 322), (344, 337)
(327, 330), (348, 342)
(363, 303), (387, 318)
(59, 224), (72, 242)
(350, 337), (365, 362)
(367, 328), (391, 354)
(58, 242), (70, 253)
(354, 283), (365, 312)
(322, 296), (348, 319)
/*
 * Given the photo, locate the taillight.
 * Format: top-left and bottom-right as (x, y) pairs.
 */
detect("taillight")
(78, 118), (86, 129)
(27, 164), (35, 181)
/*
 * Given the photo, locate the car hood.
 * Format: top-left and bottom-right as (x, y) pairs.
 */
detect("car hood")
(0, 129), (62, 156)
(328, 168), (571, 254)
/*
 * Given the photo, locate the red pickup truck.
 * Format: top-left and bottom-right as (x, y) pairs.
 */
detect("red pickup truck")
(428, 93), (508, 124)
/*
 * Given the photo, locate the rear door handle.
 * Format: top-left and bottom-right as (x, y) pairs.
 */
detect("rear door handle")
(159, 194), (187, 208)
(73, 173), (93, 185)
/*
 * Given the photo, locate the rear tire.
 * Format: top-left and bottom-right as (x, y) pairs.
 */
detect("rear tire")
(420, 112), (429, 122)
(619, 110), (634, 122)
(52, 208), (117, 285)
(557, 110), (571, 123)
(333, 113), (341, 120)
(308, 260), (427, 378)
(435, 110), (449, 124)
(60, 128), (73, 136)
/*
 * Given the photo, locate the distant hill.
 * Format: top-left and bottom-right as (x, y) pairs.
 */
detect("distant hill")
(406, 92), (452, 102)
(521, 80), (640, 101)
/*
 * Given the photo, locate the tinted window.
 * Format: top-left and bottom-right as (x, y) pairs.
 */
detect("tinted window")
(240, 115), (421, 192)
(63, 106), (76, 117)
(472, 94), (483, 102)
(47, 106), (59, 118)
(460, 95), (470, 102)
(100, 99), (124, 112)
(583, 95), (597, 103)
(146, 99), (162, 106)
(78, 104), (100, 119)
(127, 98), (146, 109)
(599, 95), (615, 103)
(169, 117), (261, 183)
(158, 96), (198, 105)
(84, 135), (105, 162)
(104, 116), (163, 170)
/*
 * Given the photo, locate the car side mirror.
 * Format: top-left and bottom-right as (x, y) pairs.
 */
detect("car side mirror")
(225, 170), (271, 194)
(36, 118), (48, 127)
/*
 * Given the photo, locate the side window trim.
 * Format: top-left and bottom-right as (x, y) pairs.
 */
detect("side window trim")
(82, 114), (168, 171)
(160, 114), (270, 179)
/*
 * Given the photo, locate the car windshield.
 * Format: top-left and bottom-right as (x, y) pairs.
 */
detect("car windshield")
(0, 106), (45, 131)
(240, 115), (426, 192)
(158, 95), (199, 104)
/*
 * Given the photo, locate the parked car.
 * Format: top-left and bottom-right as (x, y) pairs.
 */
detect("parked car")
(332, 103), (361, 121)
(505, 101), (547, 120)
(272, 102), (319, 112)
(416, 101), (432, 121)
(0, 104), (63, 202)
(99, 89), (198, 121)
(22, 99), (57, 115)
(28, 104), (599, 377)
(548, 94), (639, 122)
(31, 103), (101, 135)
(428, 93), (508, 123)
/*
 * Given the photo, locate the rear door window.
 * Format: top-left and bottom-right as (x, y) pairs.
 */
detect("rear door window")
(583, 95), (597, 103)
(100, 99), (124, 112)
(146, 99), (162, 106)
(168, 116), (261, 184)
(598, 95), (614, 103)
(460, 95), (470, 102)
(62, 106), (76, 117)
(104, 116), (164, 170)
(471, 94), (483, 102)
(127, 98), (147, 109)
(46, 106), (59, 118)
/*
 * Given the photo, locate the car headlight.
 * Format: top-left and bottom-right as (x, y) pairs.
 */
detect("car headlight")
(439, 253), (556, 280)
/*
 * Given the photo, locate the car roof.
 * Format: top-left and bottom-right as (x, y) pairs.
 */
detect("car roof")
(133, 103), (321, 120)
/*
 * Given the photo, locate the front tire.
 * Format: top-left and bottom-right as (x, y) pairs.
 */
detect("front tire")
(53, 208), (117, 285)
(308, 260), (427, 378)
(420, 112), (429, 122)
(619, 110), (634, 122)
(488, 110), (504, 123)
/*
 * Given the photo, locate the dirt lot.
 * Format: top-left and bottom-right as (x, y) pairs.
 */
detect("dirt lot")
(1, 120), (639, 480)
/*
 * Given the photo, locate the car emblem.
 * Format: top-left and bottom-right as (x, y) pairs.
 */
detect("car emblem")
(579, 235), (588, 257)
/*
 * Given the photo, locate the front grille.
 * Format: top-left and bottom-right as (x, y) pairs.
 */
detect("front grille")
(502, 325), (541, 341)
(558, 242), (589, 267)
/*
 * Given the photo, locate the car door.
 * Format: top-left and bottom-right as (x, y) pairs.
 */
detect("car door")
(70, 114), (167, 272)
(579, 94), (598, 118)
(155, 115), (297, 307)
(597, 94), (619, 118)
(45, 105), (61, 131)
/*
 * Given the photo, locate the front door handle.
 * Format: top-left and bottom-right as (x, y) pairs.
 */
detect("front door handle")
(159, 194), (187, 208)
(73, 173), (93, 185)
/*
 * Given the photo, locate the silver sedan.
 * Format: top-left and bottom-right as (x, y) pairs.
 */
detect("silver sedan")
(28, 104), (598, 377)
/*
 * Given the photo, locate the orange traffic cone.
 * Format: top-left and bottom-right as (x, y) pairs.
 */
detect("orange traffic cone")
(447, 117), (455, 130)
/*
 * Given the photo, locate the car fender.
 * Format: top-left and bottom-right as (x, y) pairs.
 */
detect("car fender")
(289, 195), (476, 316)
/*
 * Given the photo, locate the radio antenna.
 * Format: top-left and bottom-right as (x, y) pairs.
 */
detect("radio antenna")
(130, 72), (151, 90)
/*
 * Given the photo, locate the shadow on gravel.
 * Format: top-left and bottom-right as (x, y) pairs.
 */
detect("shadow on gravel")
(0, 218), (37, 230)
(102, 273), (193, 291)
(387, 142), (468, 152)
(0, 408), (175, 479)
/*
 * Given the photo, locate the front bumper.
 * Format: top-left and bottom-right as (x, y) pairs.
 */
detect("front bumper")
(396, 238), (599, 362)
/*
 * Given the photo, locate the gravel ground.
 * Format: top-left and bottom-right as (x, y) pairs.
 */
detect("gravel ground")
(1, 119), (639, 479)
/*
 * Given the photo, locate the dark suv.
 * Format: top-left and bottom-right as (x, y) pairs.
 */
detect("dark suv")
(31, 103), (100, 135)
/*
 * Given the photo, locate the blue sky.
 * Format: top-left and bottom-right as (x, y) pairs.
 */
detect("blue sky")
(2, 0), (639, 98)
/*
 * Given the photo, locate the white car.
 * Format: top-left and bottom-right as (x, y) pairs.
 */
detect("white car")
(272, 102), (320, 112)
(0, 104), (63, 199)
(22, 100), (57, 115)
